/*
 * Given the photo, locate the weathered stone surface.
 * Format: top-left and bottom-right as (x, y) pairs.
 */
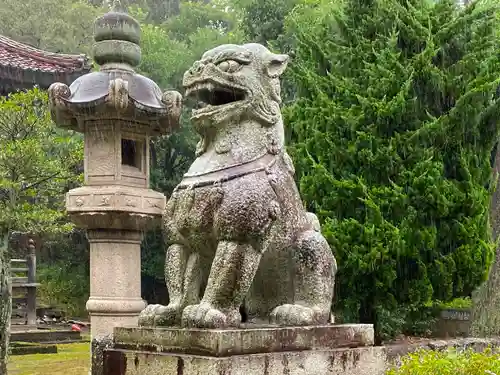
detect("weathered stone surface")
(440, 308), (471, 321)
(433, 309), (471, 338)
(114, 324), (374, 357)
(93, 336), (114, 375)
(140, 42), (337, 329)
(104, 346), (387, 375)
(10, 329), (81, 343)
(66, 186), (165, 231)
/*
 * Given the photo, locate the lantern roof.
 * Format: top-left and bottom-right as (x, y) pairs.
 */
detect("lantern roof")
(48, 9), (181, 135)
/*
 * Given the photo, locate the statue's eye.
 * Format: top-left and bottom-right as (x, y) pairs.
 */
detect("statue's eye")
(217, 60), (241, 73)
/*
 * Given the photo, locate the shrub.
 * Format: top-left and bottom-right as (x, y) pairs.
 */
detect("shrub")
(37, 263), (89, 318)
(435, 297), (472, 310)
(387, 348), (500, 375)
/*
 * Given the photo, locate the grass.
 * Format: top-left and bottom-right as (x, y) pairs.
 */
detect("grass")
(7, 342), (90, 375)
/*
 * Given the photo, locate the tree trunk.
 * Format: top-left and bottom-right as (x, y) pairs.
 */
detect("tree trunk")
(470, 143), (500, 336)
(0, 231), (11, 374)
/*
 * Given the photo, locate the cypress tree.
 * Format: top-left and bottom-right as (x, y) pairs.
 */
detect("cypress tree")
(284, 0), (500, 340)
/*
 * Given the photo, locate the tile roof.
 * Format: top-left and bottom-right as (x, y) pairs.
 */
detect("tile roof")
(0, 35), (91, 74)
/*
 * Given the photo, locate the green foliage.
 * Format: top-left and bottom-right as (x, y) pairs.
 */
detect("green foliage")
(0, 0), (101, 54)
(387, 348), (500, 375)
(37, 231), (89, 317)
(136, 2), (244, 90)
(138, 23), (194, 89)
(149, 114), (198, 197)
(0, 89), (83, 235)
(164, 1), (239, 42)
(37, 263), (89, 318)
(434, 297), (472, 310)
(145, 0), (181, 23)
(284, 0), (500, 340)
(233, 0), (299, 46)
(91, 0), (180, 23)
(232, 0), (300, 102)
(0, 89), (86, 320)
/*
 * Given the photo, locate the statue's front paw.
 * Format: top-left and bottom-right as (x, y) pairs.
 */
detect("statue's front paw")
(138, 303), (182, 327)
(270, 304), (326, 326)
(182, 303), (235, 328)
(138, 304), (161, 327)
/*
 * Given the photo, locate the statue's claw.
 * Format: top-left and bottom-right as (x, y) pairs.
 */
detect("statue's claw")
(138, 304), (159, 327)
(181, 303), (229, 328)
(270, 304), (324, 326)
(138, 303), (183, 327)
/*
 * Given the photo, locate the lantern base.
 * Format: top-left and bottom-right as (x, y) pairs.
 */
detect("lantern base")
(66, 185), (165, 231)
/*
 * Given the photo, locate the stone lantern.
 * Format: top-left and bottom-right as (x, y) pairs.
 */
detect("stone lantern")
(47, 9), (181, 375)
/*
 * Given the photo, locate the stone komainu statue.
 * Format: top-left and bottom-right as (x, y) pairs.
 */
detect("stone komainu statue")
(139, 43), (337, 328)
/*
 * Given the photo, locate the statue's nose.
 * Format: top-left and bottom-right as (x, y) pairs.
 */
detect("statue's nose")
(190, 61), (203, 74)
(185, 60), (215, 80)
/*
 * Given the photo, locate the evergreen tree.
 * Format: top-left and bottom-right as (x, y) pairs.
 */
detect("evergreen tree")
(233, 0), (299, 46)
(284, 0), (500, 340)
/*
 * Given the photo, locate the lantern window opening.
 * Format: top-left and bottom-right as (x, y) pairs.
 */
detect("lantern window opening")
(121, 137), (143, 171)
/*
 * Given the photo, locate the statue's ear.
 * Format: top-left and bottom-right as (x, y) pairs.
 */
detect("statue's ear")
(266, 54), (289, 78)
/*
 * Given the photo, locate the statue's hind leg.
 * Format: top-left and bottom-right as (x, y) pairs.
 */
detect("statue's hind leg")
(182, 241), (261, 328)
(270, 229), (337, 326)
(139, 244), (201, 327)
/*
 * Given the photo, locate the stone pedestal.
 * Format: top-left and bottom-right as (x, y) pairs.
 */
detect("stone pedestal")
(103, 324), (386, 375)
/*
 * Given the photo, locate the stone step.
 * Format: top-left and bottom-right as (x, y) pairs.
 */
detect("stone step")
(11, 277), (28, 284)
(11, 268), (29, 273)
(12, 297), (28, 305)
(11, 318), (27, 325)
(10, 259), (27, 263)
(11, 282), (40, 289)
(12, 307), (27, 316)
(10, 330), (82, 343)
